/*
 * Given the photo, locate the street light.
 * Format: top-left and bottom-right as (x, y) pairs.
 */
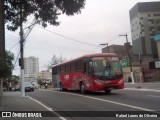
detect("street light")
(100, 43), (109, 52)
(119, 34), (135, 84)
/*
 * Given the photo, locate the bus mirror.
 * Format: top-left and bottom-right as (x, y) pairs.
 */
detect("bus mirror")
(89, 61), (93, 67)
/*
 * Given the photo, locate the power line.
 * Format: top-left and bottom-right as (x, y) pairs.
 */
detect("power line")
(14, 51), (20, 68)
(9, 41), (20, 51)
(5, 32), (19, 38)
(36, 26), (99, 47)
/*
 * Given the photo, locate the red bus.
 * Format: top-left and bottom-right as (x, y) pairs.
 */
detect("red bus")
(52, 53), (124, 94)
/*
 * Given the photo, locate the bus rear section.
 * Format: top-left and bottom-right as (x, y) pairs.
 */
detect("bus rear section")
(52, 53), (124, 94)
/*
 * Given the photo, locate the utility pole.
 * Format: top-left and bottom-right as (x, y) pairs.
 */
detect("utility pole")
(20, 0), (25, 97)
(119, 34), (135, 84)
(100, 43), (109, 52)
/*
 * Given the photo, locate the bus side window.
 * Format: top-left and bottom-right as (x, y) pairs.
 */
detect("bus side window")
(66, 64), (70, 73)
(71, 62), (76, 72)
(85, 62), (89, 74)
(60, 65), (66, 74)
(57, 67), (60, 74)
(52, 67), (57, 75)
(76, 60), (84, 72)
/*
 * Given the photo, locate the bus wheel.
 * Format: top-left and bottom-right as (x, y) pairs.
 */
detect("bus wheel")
(80, 83), (86, 94)
(105, 90), (111, 94)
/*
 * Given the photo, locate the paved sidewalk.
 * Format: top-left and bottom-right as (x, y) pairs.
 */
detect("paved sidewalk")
(0, 92), (61, 120)
(124, 82), (160, 91)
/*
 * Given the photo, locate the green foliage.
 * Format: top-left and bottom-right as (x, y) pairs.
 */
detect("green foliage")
(0, 51), (14, 78)
(8, 75), (20, 84)
(4, 0), (86, 31)
(37, 79), (44, 87)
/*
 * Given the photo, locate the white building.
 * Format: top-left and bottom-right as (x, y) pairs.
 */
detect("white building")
(37, 70), (52, 81)
(24, 56), (39, 81)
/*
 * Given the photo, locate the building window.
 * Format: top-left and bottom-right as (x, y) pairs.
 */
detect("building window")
(157, 26), (160, 31)
(140, 17), (143, 20)
(153, 14), (160, 16)
(148, 19), (154, 24)
(149, 26), (154, 31)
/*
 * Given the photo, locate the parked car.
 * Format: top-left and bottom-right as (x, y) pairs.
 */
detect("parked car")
(14, 82), (34, 92)
(31, 81), (40, 89)
(25, 82), (34, 92)
(15, 84), (20, 91)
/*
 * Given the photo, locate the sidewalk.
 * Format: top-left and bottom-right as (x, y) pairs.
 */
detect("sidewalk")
(0, 92), (60, 120)
(124, 82), (160, 92)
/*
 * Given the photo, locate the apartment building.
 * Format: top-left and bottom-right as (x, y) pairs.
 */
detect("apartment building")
(24, 56), (39, 81)
(129, 1), (160, 58)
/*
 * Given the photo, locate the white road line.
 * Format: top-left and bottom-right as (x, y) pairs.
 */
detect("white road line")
(53, 91), (156, 112)
(148, 95), (160, 98)
(27, 96), (53, 111)
(27, 96), (67, 120)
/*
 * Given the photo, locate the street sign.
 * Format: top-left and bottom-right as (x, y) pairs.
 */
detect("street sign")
(155, 61), (160, 68)
(149, 61), (160, 69)
(153, 34), (160, 41)
(120, 58), (129, 68)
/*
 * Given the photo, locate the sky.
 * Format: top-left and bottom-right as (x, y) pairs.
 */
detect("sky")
(5, 0), (159, 75)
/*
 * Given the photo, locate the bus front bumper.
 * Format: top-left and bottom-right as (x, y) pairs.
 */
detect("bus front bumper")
(92, 79), (124, 91)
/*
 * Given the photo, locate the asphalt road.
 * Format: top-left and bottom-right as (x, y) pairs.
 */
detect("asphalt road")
(27, 89), (160, 120)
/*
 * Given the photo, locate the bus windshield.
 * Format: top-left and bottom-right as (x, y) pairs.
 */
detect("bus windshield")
(92, 57), (123, 80)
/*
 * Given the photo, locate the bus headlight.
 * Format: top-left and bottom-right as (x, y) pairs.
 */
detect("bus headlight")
(85, 81), (92, 87)
(94, 80), (103, 85)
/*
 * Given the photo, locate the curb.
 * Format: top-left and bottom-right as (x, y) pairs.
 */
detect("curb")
(124, 88), (160, 92)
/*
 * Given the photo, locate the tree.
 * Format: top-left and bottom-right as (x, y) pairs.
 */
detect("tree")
(1, 51), (14, 92)
(47, 54), (67, 69)
(4, 0), (86, 31)
(37, 79), (44, 88)
(1, 0), (86, 93)
(8, 75), (20, 84)
(4, 51), (15, 79)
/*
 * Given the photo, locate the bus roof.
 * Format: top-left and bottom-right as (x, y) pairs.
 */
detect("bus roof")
(52, 53), (117, 67)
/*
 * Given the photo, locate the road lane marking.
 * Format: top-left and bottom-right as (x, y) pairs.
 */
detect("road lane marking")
(27, 96), (53, 111)
(27, 96), (67, 120)
(53, 91), (156, 112)
(148, 95), (160, 98)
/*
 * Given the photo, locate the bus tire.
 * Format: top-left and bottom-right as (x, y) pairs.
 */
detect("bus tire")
(105, 90), (111, 94)
(80, 83), (86, 94)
